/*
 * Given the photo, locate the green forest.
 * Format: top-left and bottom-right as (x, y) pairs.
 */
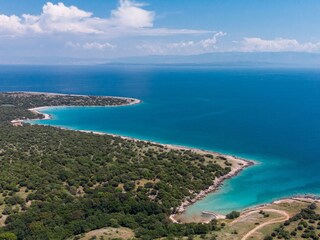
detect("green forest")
(0, 93), (232, 239)
(0, 92), (134, 109)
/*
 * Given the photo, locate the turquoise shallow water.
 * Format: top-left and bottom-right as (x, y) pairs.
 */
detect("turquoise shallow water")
(1, 65), (320, 215)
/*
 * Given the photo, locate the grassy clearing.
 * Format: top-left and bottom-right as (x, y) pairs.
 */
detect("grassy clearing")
(77, 227), (134, 240)
(213, 199), (317, 240)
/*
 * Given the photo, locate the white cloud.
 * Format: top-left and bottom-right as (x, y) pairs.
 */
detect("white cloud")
(136, 43), (166, 54)
(135, 32), (227, 55)
(67, 41), (116, 50)
(82, 42), (115, 50)
(0, 2), (103, 35)
(0, 14), (25, 35)
(127, 28), (212, 37)
(241, 37), (320, 52)
(111, 0), (154, 28)
(0, 1), (210, 37)
(38, 2), (102, 34)
(170, 31), (226, 49)
(43, 2), (92, 20)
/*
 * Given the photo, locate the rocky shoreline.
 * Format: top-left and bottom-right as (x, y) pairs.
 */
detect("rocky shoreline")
(170, 155), (255, 223)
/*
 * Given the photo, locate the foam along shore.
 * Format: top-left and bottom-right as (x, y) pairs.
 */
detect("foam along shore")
(22, 104), (255, 223)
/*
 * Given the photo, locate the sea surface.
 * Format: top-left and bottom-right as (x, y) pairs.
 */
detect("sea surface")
(1, 65), (320, 216)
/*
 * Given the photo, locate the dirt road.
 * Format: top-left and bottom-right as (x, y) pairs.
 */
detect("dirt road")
(231, 208), (290, 240)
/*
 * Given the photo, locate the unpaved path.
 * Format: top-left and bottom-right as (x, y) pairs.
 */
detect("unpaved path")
(232, 209), (290, 240)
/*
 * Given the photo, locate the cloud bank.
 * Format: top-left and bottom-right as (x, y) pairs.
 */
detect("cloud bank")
(242, 37), (320, 52)
(136, 32), (227, 55)
(0, 0), (319, 63)
(67, 42), (116, 50)
(0, 1), (210, 37)
(170, 32), (226, 49)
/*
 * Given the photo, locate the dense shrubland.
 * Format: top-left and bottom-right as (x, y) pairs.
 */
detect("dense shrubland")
(0, 92), (133, 109)
(0, 106), (41, 123)
(0, 92), (231, 239)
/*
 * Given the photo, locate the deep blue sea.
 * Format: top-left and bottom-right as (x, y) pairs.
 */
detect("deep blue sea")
(1, 65), (320, 216)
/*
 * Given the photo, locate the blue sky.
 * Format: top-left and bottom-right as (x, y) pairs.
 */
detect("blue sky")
(0, 0), (320, 63)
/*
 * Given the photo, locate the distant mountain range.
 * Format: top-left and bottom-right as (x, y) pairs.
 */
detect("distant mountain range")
(109, 52), (320, 67)
(2, 52), (320, 66)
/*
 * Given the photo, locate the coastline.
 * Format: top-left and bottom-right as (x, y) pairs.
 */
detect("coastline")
(10, 97), (141, 124)
(8, 91), (256, 223)
(7, 91), (142, 103)
(170, 156), (254, 223)
(234, 195), (320, 220)
(29, 107), (52, 120)
(19, 103), (256, 224)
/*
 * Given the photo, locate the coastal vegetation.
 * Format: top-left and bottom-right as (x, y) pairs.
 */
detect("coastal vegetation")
(3, 92), (311, 240)
(226, 211), (240, 220)
(265, 202), (320, 240)
(0, 92), (135, 109)
(0, 92), (234, 239)
(0, 92), (137, 124)
(0, 106), (41, 123)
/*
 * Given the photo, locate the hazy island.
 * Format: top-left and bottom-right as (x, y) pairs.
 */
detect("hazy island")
(0, 92), (319, 240)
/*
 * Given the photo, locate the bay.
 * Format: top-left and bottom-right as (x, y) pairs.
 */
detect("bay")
(1, 65), (319, 215)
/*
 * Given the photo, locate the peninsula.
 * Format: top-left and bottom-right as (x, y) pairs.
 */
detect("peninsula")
(0, 92), (318, 240)
(0, 92), (251, 240)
